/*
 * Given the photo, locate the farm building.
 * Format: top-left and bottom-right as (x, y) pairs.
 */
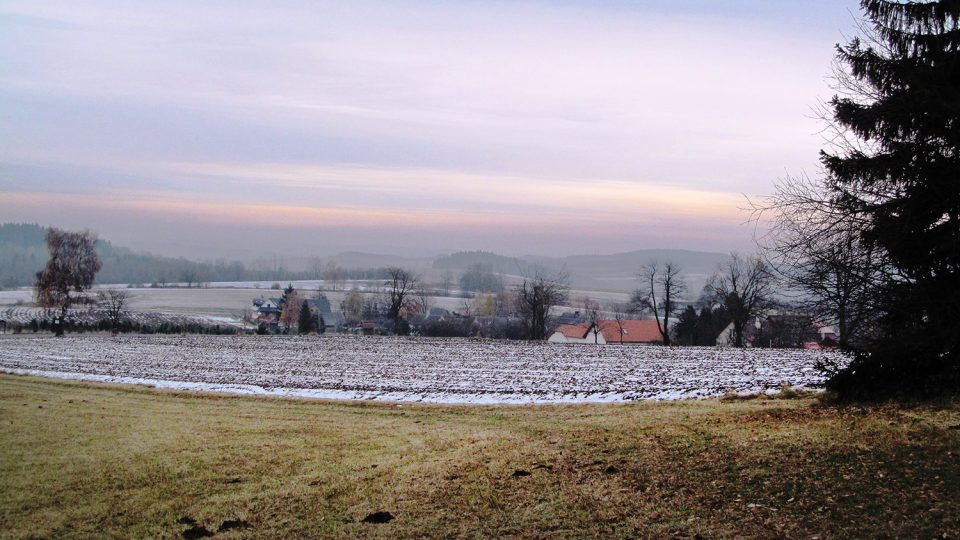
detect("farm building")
(360, 320), (387, 335)
(715, 313), (836, 349)
(306, 296), (346, 331)
(250, 297), (282, 322)
(548, 320), (663, 345)
(818, 325), (839, 343)
(597, 320), (663, 345)
(548, 323), (605, 344)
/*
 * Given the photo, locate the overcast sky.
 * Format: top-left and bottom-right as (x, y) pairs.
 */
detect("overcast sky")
(0, 0), (861, 259)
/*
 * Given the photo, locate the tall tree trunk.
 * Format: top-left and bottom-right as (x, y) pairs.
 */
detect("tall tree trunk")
(662, 291), (671, 346)
(733, 321), (744, 348)
(56, 304), (67, 337)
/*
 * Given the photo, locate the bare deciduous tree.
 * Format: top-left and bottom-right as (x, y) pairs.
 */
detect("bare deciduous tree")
(751, 175), (885, 350)
(384, 267), (420, 335)
(494, 291), (515, 317)
(35, 228), (102, 336)
(438, 269), (455, 296)
(632, 261), (686, 346)
(705, 253), (774, 348)
(97, 288), (132, 334)
(309, 257), (325, 280)
(514, 268), (568, 340)
(459, 263), (503, 293)
(472, 294), (498, 317)
(606, 301), (633, 345)
(323, 261), (346, 291)
(578, 296), (602, 344)
(342, 287), (364, 323)
(180, 267), (201, 288)
(279, 289), (302, 331)
(417, 289), (431, 319)
(340, 287), (363, 322)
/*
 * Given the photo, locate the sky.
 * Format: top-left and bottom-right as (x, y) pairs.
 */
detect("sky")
(0, 0), (862, 260)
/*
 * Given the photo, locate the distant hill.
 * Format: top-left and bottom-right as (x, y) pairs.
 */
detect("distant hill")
(328, 251), (430, 269)
(432, 251), (525, 274)
(1, 223), (731, 296)
(0, 224), (48, 288)
(434, 248), (729, 295)
(542, 249), (728, 291)
(532, 250), (728, 295)
(552, 249), (729, 275)
(0, 224), (438, 288)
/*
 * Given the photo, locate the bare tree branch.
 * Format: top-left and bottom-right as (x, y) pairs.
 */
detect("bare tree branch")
(514, 267), (568, 340)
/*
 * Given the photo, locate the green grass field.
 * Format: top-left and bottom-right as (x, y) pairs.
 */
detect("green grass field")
(1, 374), (958, 539)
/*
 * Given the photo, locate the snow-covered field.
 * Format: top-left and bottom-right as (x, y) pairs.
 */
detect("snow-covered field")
(0, 306), (247, 329)
(0, 335), (846, 404)
(0, 285), (472, 318)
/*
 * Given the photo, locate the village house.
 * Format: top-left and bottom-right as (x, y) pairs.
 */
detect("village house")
(548, 320), (663, 345)
(598, 319), (663, 345)
(548, 323), (605, 344)
(250, 297), (282, 323)
(305, 296), (346, 332)
(715, 312), (837, 349)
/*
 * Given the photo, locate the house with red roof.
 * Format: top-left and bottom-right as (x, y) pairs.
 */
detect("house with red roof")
(548, 320), (664, 345)
(547, 323), (605, 344)
(597, 320), (663, 345)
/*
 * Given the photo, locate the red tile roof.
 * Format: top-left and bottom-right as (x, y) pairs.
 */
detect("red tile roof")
(598, 320), (663, 344)
(556, 323), (591, 339)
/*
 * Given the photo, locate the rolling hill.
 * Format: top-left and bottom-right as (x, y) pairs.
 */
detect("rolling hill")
(1, 223), (730, 295)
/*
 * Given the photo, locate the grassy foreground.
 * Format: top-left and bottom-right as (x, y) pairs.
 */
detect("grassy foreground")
(1, 375), (958, 539)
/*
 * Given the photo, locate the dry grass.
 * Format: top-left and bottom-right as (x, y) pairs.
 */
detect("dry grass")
(1, 374), (958, 539)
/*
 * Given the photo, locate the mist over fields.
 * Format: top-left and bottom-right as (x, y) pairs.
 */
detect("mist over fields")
(0, 223), (727, 293)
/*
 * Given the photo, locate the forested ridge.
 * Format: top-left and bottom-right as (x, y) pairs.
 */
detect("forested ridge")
(0, 223), (252, 288)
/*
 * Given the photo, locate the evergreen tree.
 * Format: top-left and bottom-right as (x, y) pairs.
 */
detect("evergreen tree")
(278, 284), (295, 311)
(694, 307), (713, 346)
(692, 305), (729, 346)
(824, 1), (960, 398)
(298, 299), (315, 334)
(674, 305), (698, 346)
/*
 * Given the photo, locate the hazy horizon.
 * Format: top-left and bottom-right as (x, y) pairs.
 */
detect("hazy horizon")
(0, 0), (860, 260)
(2, 221), (735, 264)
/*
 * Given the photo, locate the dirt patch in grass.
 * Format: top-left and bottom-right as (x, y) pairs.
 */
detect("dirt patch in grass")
(1, 374), (958, 538)
(361, 511), (395, 524)
(218, 518), (251, 532)
(181, 524), (214, 539)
